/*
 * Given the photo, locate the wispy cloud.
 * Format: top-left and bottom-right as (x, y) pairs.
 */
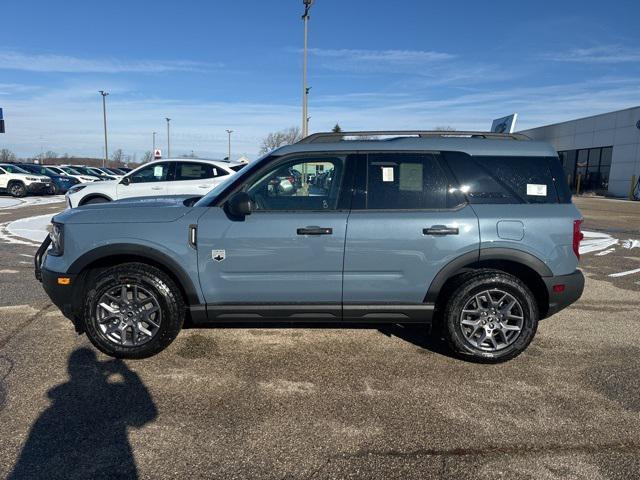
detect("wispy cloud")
(0, 50), (215, 73)
(546, 45), (640, 64)
(2, 76), (638, 159)
(308, 48), (455, 64)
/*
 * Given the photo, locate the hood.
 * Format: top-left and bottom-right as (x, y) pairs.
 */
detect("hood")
(54, 195), (203, 225)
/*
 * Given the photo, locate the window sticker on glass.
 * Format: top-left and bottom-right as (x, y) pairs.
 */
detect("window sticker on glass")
(526, 184), (547, 196)
(153, 166), (164, 178)
(382, 167), (394, 182)
(399, 163), (423, 192)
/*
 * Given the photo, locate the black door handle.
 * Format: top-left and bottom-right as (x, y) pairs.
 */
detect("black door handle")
(297, 226), (333, 235)
(423, 225), (459, 236)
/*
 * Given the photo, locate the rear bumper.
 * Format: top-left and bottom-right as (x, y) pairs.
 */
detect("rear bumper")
(543, 270), (584, 318)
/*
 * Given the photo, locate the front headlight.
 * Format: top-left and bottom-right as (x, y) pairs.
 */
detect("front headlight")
(67, 184), (86, 195)
(50, 222), (64, 256)
(26, 177), (39, 181)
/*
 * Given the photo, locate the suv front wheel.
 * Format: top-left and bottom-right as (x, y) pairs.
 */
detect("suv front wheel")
(442, 270), (538, 363)
(8, 181), (27, 198)
(83, 263), (185, 359)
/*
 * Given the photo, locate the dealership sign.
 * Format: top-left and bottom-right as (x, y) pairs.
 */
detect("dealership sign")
(153, 149), (162, 159)
(491, 113), (518, 134)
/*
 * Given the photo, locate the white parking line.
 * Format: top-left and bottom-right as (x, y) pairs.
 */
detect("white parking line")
(609, 268), (640, 278)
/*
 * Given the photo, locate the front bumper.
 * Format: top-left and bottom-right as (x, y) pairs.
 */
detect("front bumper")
(41, 267), (78, 318)
(26, 182), (51, 193)
(543, 269), (584, 318)
(35, 235), (81, 328)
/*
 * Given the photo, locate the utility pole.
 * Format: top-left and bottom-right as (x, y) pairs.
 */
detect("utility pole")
(225, 129), (233, 160)
(99, 91), (109, 167)
(165, 118), (171, 158)
(152, 131), (157, 155)
(301, 0), (314, 138)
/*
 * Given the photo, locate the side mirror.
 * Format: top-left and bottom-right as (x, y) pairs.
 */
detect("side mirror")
(120, 176), (131, 185)
(226, 192), (253, 218)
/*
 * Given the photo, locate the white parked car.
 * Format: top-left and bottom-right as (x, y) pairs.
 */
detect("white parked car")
(0, 163), (52, 197)
(44, 165), (100, 183)
(65, 158), (244, 208)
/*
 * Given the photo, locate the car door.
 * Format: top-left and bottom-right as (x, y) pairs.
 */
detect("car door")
(342, 152), (480, 320)
(0, 167), (7, 188)
(117, 161), (172, 200)
(196, 154), (355, 318)
(168, 161), (229, 196)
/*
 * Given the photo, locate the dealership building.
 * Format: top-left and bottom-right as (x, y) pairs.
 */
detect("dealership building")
(517, 106), (640, 198)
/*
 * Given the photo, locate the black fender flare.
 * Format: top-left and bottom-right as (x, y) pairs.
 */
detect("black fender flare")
(67, 243), (201, 305)
(425, 247), (552, 304)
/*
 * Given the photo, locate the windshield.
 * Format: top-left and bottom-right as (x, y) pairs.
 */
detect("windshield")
(43, 167), (59, 176)
(194, 154), (271, 207)
(88, 168), (105, 176)
(230, 164), (246, 172)
(1, 164), (29, 174)
(61, 167), (81, 175)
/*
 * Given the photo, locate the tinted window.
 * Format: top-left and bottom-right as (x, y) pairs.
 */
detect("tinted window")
(247, 157), (345, 211)
(445, 152), (562, 204)
(130, 163), (170, 183)
(365, 153), (450, 209)
(175, 162), (226, 181)
(230, 164), (245, 172)
(3, 165), (29, 174)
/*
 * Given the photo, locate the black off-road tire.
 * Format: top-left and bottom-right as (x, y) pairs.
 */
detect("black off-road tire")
(442, 270), (538, 363)
(83, 263), (185, 359)
(83, 196), (109, 205)
(8, 182), (27, 198)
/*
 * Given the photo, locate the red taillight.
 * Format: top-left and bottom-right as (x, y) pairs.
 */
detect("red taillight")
(573, 219), (584, 259)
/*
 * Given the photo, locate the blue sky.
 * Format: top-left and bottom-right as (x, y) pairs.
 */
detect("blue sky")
(1, 0), (639, 160)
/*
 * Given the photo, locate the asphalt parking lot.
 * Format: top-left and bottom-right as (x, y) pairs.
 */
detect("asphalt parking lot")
(0, 195), (639, 479)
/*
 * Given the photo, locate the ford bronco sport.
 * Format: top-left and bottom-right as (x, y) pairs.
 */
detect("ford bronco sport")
(36, 131), (584, 362)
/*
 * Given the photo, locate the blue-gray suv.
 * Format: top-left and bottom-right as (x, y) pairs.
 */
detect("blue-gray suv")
(36, 131), (584, 362)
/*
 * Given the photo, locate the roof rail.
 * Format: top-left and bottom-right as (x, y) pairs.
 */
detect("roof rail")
(297, 130), (530, 144)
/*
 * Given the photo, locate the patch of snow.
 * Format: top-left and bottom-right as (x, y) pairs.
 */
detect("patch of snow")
(5, 214), (53, 243)
(0, 195), (65, 209)
(622, 239), (640, 250)
(580, 231), (619, 255)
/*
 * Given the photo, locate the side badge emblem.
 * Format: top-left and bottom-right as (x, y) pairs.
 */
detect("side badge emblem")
(212, 249), (226, 262)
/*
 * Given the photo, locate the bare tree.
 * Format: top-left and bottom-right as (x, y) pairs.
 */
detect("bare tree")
(259, 126), (302, 154)
(110, 149), (124, 163)
(0, 148), (17, 162)
(141, 151), (153, 163)
(44, 150), (58, 159)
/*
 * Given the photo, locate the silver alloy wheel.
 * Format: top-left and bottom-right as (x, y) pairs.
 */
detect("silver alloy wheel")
(459, 289), (524, 352)
(96, 284), (161, 346)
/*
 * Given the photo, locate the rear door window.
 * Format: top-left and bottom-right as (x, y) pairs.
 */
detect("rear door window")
(364, 153), (452, 209)
(444, 152), (562, 204)
(174, 162), (225, 181)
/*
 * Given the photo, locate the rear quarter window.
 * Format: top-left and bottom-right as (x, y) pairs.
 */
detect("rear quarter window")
(444, 152), (567, 204)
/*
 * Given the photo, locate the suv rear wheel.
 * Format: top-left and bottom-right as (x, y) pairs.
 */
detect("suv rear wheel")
(442, 270), (538, 362)
(8, 181), (26, 198)
(83, 263), (185, 359)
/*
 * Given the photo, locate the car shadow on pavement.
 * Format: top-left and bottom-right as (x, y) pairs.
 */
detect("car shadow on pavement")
(377, 324), (458, 359)
(9, 347), (157, 480)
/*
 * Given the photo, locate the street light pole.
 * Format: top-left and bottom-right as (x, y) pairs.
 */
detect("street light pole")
(302, 0), (314, 138)
(165, 118), (171, 157)
(99, 91), (109, 167)
(225, 129), (233, 160)
(152, 131), (157, 157)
